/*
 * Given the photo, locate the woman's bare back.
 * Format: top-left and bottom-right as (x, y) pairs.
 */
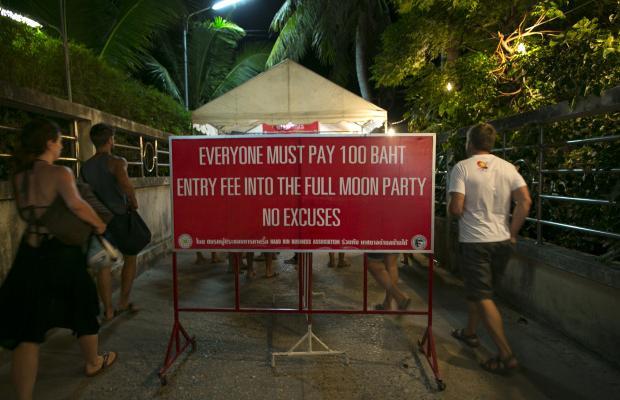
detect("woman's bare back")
(14, 161), (63, 220)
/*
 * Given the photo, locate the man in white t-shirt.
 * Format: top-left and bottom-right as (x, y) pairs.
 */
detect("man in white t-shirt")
(448, 123), (531, 375)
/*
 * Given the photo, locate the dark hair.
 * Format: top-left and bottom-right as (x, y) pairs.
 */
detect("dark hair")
(90, 123), (115, 148)
(14, 119), (61, 171)
(467, 123), (496, 152)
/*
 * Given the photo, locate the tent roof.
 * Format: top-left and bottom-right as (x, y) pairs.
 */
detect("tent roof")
(191, 59), (387, 132)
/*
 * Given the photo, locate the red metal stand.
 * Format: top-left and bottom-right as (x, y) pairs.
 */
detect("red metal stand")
(158, 252), (195, 385)
(159, 251), (445, 391)
(416, 255), (445, 390)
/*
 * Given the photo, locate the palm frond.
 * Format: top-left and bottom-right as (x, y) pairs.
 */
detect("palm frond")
(267, 11), (310, 66)
(211, 42), (271, 99)
(270, 0), (298, 31)
(98, 0), (185, 70)
(143, 55), (182, 102)
(189, 18), (245, 108)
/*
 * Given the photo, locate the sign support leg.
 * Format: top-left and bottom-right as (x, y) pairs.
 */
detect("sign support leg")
(271, 253), (348, 367)
(417, 254), (445, 391)
(159, 252), (195, 385)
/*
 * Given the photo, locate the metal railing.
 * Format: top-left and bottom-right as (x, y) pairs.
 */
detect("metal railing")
(0, 120), (79, 179)
(0, 109), (171, 180)
(437, 114), (619, 260)
(494, 127), (620, 245)
(113, 130), (170, 178)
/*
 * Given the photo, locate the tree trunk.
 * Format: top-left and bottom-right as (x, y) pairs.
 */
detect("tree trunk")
(355, 12), (372, 101)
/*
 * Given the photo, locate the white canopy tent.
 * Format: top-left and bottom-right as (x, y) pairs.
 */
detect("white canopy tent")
(192, 59), (387, 134)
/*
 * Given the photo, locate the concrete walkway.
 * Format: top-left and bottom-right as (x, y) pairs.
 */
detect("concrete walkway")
(1, 252), (619, 399)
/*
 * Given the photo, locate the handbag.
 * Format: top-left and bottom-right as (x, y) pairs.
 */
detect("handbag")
(87, 234), (123, 271)
(107, 209), (151, 255)
(37, 182), (114, 246)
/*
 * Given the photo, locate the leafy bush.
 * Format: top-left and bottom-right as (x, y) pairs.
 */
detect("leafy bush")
(372, 1), (620, 260)
(0, 17), (191, 134)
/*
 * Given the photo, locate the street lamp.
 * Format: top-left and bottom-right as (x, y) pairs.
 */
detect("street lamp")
(183, 0), (246, 109)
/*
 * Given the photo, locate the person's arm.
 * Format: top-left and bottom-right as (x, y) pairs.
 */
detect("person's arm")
(509, 185), (532, 244)
(448, 192), (465, 217)
(111, 157), (138, 210)
(56, 167), (106, 234)
(448, 163), (466, 218)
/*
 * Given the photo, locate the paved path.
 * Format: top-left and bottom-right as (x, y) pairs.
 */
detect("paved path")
(1, 252), (619, 399)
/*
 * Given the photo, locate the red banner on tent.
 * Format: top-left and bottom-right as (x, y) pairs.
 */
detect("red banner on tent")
(262, 121), (319, 133)
(170, 134), (435, 252)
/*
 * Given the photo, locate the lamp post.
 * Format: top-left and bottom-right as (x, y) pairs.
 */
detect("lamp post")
(183, 0), (245, 110)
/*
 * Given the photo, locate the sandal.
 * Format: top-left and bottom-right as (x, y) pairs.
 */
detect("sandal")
(451, 328), (480, 348)
(481, 354), (519, 375)
(264, 271), (279, 279)
(113, 303), (139, 318)
(85, 351), (118, 377)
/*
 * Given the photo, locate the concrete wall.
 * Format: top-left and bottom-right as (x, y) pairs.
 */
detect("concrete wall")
(434, 216), (620, 366)
(0, 81), (174, 281)
(0, 178), (172, 282)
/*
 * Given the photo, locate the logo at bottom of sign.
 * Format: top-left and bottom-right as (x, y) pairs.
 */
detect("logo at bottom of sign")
(178, 234), (193, 249)
(411, 234), (428, 250)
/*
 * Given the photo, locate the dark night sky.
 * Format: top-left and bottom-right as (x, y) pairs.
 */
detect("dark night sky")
(213, 0), (285, 38)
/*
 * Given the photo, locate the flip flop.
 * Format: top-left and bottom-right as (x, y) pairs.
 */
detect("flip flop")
(113, 303), (139, 317)
(481, 355), (519, 376)
(85, 351), (118, 377)
(451, 328), (480, 348)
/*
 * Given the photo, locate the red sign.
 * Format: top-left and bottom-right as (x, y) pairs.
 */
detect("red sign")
(262, 121), (319, 133)
(171, 134), (435, 252)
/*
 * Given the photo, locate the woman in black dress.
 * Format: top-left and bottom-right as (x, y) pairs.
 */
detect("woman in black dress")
(0, 119), (117, 400)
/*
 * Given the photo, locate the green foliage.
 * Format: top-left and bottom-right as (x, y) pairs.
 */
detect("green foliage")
(268, 0), (391, 97)
(374, 0), (619, 132)
(3, 0), (185, 71)
(374, 1), (620, 259)
(143, 17), (269, 110)
(0, 17), (191, 133)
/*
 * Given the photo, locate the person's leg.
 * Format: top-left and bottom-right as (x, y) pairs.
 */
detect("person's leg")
(78, 334), (100, 373)
(78, 334), (118, 376)
(383, 254), (400, 308)
(246, 252), (256, 279)
(265, 253), (276, 277)
(96, 267), (114, 320)
(478, 299), (514, 359)
(211, 252), (222, 263)
(368, 257), (408, 307)
(466, 300), (480, 335)
(11, 342), (39, 400)
(328, 252), (336, 268)
(337, 252), (350, 267)
(195, 252), (207, 264)
(118, 255), (137, 310)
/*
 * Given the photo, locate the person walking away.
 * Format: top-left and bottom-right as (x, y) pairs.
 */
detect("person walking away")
(448, 123), (531, 374)
(367, 253), (410, 310)
(82, 123), (140, 321)
(0, 119), (117, 400)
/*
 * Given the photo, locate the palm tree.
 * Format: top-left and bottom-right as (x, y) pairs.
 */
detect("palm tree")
(3, 0), (185, 71)
(267, 0), (391, 101)
(144, 17), (271, 110)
